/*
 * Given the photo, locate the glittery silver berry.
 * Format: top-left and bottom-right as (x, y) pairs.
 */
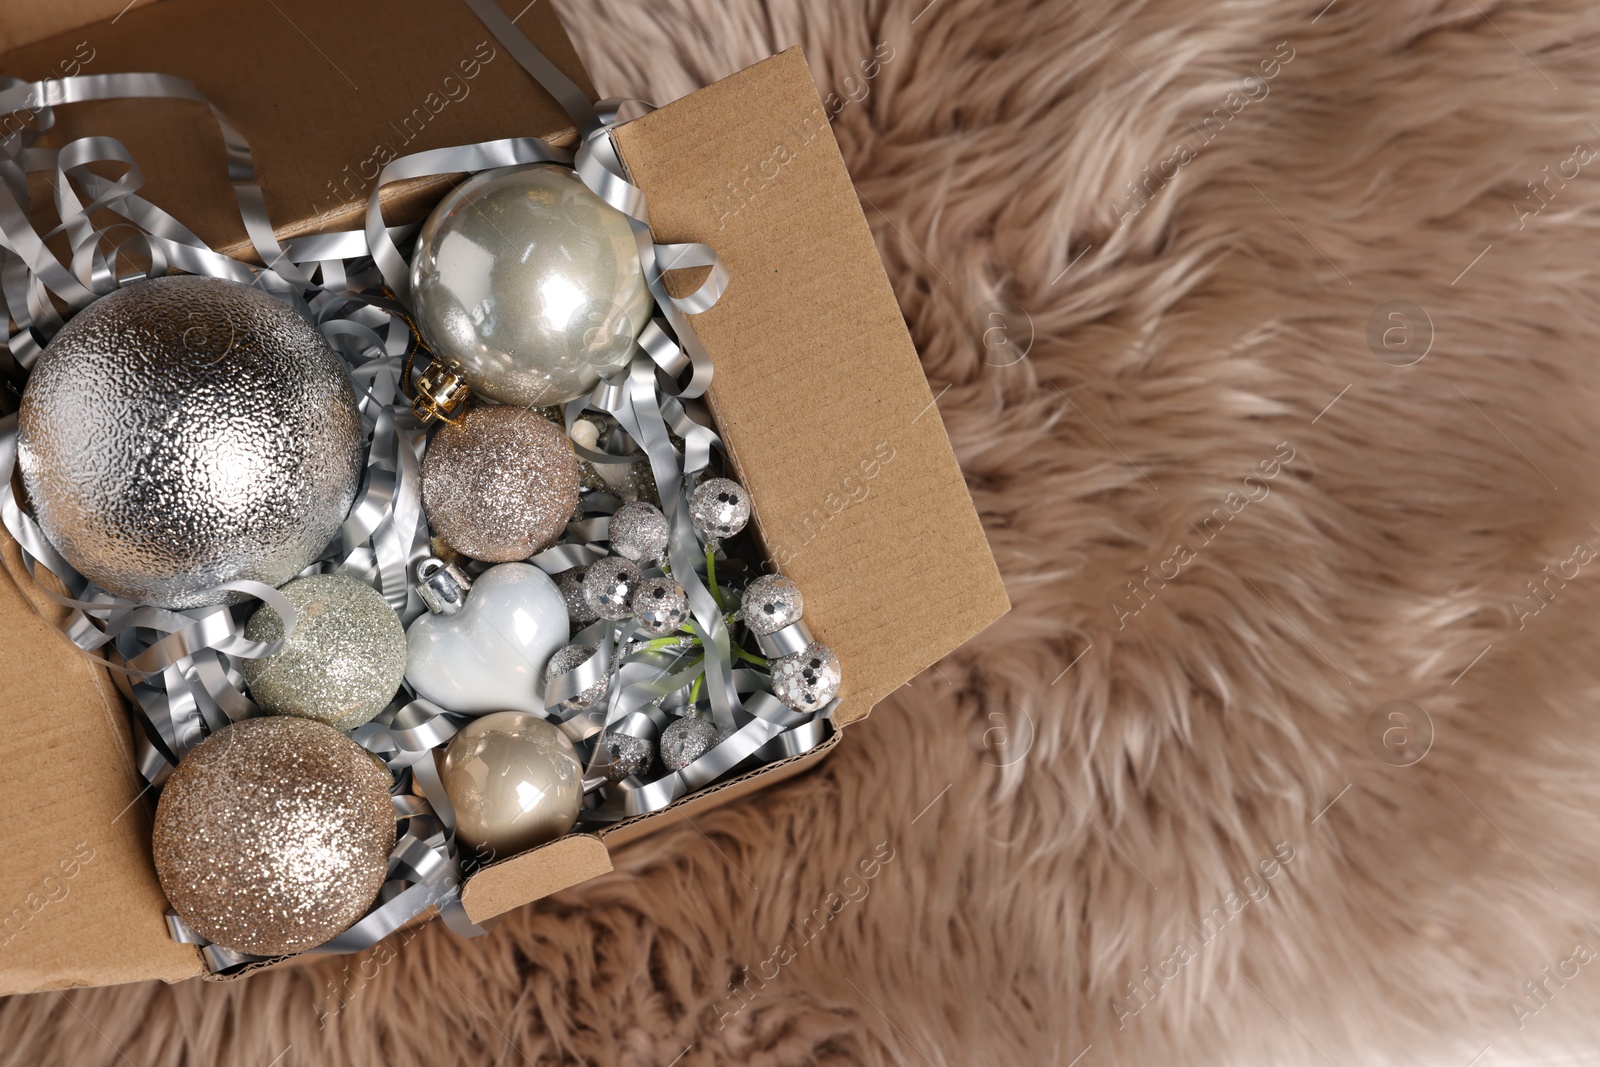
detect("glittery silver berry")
(583, 556), (642, 620)
(559, 569), (600, 627)
(770, 642), (841, 713)
(688, 478), (749, 542)
(659, 715), (729, 771)
(741, 573), (803, 636)
(603, 732), (654, 782)
(633, 576), (689, 635)
(608, 501), (669, 563)
(542, 643), (610, 713)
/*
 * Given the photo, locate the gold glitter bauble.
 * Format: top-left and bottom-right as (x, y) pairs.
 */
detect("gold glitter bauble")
(421, 406), (580, 563)
(152, 716), (396, 957)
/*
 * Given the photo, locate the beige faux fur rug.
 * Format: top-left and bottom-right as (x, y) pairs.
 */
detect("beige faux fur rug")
(10, 0), (1600, 1063)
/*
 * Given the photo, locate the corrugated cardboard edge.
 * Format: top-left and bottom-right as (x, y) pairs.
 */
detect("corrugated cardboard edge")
(0, 531), (203, 992)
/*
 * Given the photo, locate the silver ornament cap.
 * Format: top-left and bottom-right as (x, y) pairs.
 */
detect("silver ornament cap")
(688, 478), (750, 542)
(410, 163), (653, 407)
(17, 275), (364, 608)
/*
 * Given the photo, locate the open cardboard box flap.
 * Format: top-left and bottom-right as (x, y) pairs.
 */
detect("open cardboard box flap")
(0, 1), (1007, 995)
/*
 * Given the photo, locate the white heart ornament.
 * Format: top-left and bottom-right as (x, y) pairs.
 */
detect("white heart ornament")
(405, 562), (568, 715)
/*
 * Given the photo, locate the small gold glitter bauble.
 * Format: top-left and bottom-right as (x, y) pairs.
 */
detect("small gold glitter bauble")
(240, 573), (407, 730)
(441, 712), (583, 859)
(421, 405), (581, 563)
(152, 716), (395, 957)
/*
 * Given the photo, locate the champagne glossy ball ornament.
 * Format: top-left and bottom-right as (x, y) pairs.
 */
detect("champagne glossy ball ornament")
(688, 478), (750, 542)
(151, 716), (396, 957)
(410, 163), (653, 407)
(421, 405), (580, 562)
(240, 573), (407, 730)
(441, 711), (583, 858)
(16, 276), (363, 608)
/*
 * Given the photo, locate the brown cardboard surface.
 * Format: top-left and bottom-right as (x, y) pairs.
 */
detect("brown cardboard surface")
(460, 835), (612, 925)
(0, 0), (591, 258)
(0, 0), (152, 54)
(611, 49), (1010, 725)
(0, 535), (202, 992)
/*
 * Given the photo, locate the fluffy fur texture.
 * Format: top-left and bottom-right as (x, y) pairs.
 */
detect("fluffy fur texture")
(9, 0), (1600, 1063)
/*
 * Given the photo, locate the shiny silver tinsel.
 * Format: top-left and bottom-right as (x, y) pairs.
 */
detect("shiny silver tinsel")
(770, 642), (841, 713)
(688, 477), (749, 542)
(632, 576), (688, 635)
(542, 642), (610, 714)
(583, 556), (642, 620)
(16, 276), (363, 608)
(741, 573), (804, 636)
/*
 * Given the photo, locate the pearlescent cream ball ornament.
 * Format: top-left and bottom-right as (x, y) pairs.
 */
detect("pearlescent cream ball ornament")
(240, 573), (407, 730)
(421, 405), (580, 562)
(16, 275), (364, 609)
(771, 642), (842, 713)
(410, 163), (653, 407)
(607, 501), (669, 563)
(441, 711), (583, 858)
(688, 478), (750, 543)
(741, 573), (803, 635)
(151, 716), (396, 957)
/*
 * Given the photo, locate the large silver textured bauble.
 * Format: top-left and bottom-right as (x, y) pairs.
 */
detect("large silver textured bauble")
(442, 712), (583, 859)
(770, 642), (842, 713)
(17, 276), (364, 609)
(688, 478), (750, 542)
(410, 163), (653, 407)
(741, 573), (803, 636)
(421, 405), (581, 562)
(241, 574), (407, 731)
(152, 716), (396, 957)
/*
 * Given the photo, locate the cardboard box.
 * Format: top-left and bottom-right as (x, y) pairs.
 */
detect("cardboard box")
(0, 0), (1008, 994)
